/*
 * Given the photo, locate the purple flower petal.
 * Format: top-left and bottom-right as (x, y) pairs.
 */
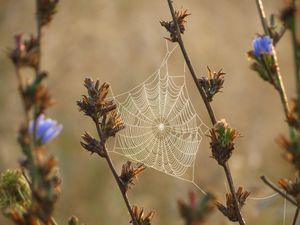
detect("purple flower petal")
(41, 124), (63, 144)
(28, 114), (63, 145)
(252, 36), (273, 57)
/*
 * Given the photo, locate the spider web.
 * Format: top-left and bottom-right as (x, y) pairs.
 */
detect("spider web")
(110, 46), (208, 191)
(109, 43), (280, 206)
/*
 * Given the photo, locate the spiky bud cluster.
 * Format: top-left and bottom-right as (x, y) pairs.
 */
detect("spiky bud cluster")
(209, 119), (240, 165)
(198, 67), (225, 102)
(119, 161), (145, 193)
(215, 187), (250, 222)
(160, 9), (191, 42)
(131, 206), (155, 225)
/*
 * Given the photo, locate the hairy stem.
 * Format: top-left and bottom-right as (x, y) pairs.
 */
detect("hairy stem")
(292, 208), (300, 225)
(261, 176), (299, 207)
(166, 1), (245, 224)
(93, 119), (138, 225)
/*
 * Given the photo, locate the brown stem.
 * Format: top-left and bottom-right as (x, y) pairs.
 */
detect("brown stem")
(166, 0), (216, 125)
(93, 118), (138, 225)
(292, 208), (300, 225)
(261, 176), (299, 207)
(223, 163), (245, 224)
(166, 1), (245, 224)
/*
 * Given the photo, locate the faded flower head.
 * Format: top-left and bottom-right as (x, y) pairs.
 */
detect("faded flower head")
(77, 78), (116, 120)
(68, 216), (80, 225)
(252, 36), (273, 57)
(275, 133), (300, 170)
(177, 192), (215, 225)
(9, 34), (39, 68)
(198, 67), (225, 102)
(0, 169), (31, 211)
(160, 8), (191, 42)
(278, 177), (300, 201)
(209, 119), (240, 165)
(119, 161), (145, 192)
(287, 98), (299, 128)
(131, 206), (155, 225)
(39, 0), (59, 26)
(29, 114), (63, 145)
(280, 1), (296, 29)
(215, 187), (250, 222)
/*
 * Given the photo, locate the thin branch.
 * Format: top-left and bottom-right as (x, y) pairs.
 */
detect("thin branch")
(256, 0), (290, 120)
(261, 176), (299, 207)
(93, 119), (138, 225)
(292, 208), (299, 225)
(166, 0), (216, 125)
(166, 1), (245, 225)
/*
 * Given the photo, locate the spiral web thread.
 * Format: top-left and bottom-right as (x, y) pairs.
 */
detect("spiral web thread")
(109, 44), (287, 220)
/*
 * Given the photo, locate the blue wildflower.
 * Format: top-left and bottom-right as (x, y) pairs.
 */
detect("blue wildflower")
(29, 114), (63, 144)
(252, 36), (273, 57)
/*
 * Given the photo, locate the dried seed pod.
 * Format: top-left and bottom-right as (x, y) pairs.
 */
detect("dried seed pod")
(77, 78), (116, 120)
(80, 132), (105, 157)
(119, 161), (145, 192)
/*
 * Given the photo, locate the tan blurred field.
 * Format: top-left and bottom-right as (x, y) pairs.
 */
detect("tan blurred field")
(0, 0), (297, 224)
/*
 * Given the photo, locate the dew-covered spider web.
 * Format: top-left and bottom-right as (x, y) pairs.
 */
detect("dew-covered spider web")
(109, 45), (208, 193)
(109, 43), (283, 214)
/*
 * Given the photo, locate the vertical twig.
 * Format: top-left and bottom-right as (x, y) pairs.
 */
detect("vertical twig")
(93, 119), (138, 225)
(166, 1), (245, 225)
(32, 0), (42, 147)
(292, 208), (300, 225)
(291, 0), (300, 118)
(255, 0), (270, 36)
(255, 0), (290, 120)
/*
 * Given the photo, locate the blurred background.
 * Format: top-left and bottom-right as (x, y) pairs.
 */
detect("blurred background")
(0, 0), (297, 224)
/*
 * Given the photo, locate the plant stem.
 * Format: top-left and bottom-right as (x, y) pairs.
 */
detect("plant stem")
(291, 0), (300, 120)
(223, 163), (245, 224)
(256, 0), (290, 120)
(15, 67), (30, 123)
(166, 0), (216, 125)
(292, 208), (299, 225)
(32, 0), (42, 146)
(261, 176), (299, 207)
(166, 1), (245, 224)
(93, 119), (138, 225)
